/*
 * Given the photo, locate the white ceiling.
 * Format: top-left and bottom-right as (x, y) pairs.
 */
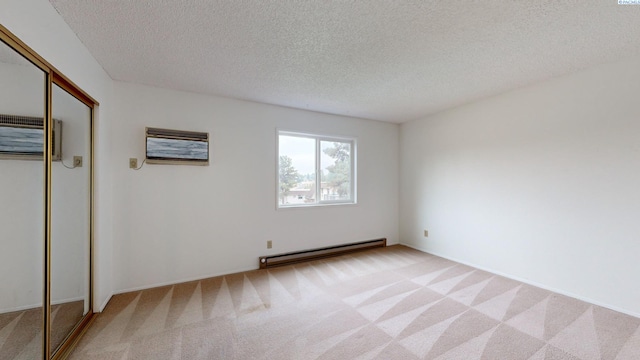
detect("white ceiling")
(49, 1), (640, 123)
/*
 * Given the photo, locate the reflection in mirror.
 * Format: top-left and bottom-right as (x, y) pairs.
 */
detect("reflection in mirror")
(50, 84), (91, 355)
(0, 39), (45, 359)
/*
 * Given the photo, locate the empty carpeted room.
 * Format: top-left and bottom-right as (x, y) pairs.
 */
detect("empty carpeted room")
(1, 1), (640, 359)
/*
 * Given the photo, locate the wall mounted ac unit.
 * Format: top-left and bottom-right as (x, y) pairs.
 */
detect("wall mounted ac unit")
(0, 114), (62, 161)
(145, 127), (209, 165)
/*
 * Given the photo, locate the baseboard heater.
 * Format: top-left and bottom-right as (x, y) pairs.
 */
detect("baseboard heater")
(259, 238), (386, 269)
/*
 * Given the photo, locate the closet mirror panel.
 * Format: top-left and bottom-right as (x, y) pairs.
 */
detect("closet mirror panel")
(50, 83), (91, 355)
(0, 39), (46, 360)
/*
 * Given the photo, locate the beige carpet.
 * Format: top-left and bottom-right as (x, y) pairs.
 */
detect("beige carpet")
(68, 246), (640, 360)
(0, 300), (84, 360)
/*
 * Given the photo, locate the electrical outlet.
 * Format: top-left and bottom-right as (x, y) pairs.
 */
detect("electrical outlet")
(73, 156), (83, 167)
(424, 230), (429, 237)
(129, 158), (138, 169)
(267, 240), (272, 249)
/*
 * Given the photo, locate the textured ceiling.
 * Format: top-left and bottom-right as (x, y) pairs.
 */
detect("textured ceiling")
(49, 1), (640, 123)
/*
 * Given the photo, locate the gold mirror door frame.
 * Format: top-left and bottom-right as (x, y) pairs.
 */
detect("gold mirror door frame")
(49, 74), (95, 360)
(0, 24), (98, 360)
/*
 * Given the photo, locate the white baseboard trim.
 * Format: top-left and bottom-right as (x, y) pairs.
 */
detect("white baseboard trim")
(112, 239), (396, 297)
(400, 242), (640, 319)
(98, 293), (113, 313)
(1, 296), (86, 314)
(51, 296), (84, 306)
(113, 265), (259, 295)
(0, 303), (41, 314)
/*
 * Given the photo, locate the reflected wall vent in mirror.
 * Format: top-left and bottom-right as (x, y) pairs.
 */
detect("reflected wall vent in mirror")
(145, 127), (209, 165)
(0, 114), (62, 161)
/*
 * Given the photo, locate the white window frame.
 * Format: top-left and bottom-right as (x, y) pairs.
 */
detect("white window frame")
(277, 130), (357, 208)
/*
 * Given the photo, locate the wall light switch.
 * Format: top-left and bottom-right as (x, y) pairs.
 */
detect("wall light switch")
(424, 230), (429, 237)
(267, 240), (273, 249)
(129, 158), (138, 169)
(73, 156), (83, 167)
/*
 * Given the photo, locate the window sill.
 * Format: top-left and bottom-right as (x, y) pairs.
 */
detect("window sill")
(277, 201), (357, 210)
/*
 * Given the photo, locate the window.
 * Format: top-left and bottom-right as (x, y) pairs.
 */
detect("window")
(278, 131), (356, 207)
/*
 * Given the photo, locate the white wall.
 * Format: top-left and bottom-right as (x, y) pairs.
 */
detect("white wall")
(111, 82), (399, 292)
(0, 0), (115, 311)
(400, 55), (640, 317)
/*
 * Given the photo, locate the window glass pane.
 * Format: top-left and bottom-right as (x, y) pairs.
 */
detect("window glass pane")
(320, 140), (351, 201)
(279, 135), (316, 205)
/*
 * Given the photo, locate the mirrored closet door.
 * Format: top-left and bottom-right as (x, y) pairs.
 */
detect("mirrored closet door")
(0, 24), (96, 360)
(50, 83), (92, 356)
(0, 35), (47, 360)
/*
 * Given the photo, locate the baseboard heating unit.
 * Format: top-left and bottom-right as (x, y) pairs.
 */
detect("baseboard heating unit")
(259, 238), (387, 269)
